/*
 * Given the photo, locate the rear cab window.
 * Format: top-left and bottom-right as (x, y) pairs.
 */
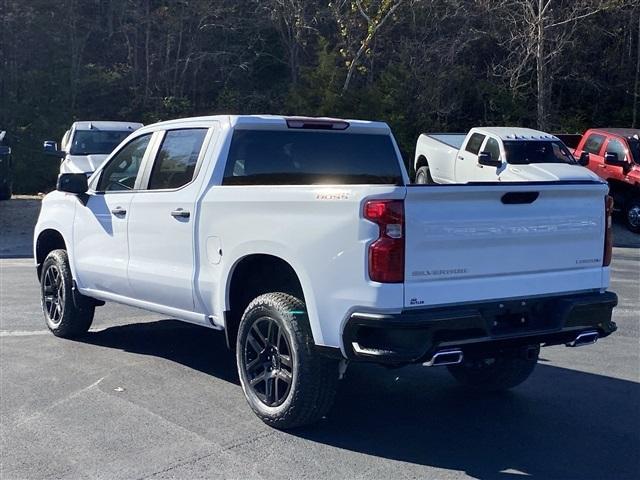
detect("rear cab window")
(223, 130), (403, 185)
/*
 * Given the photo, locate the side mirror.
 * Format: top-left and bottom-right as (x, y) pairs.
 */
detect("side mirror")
(57, 173), (88, 194)
(478, 151), (501, 167)
(604, 152), (626, 167)
(578, 151), (590, 166)
(43, 140), (65, 159)
(0, 145), (10, 156)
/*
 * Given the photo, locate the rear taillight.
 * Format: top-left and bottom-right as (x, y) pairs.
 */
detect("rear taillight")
(603, 195), (614, 267)
(364, 200), (404, 283)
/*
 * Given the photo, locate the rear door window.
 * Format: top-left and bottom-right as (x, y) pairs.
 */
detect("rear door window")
(465, 133), (486, 155)
(147, 129), (208, 190)
(583, 134), (606, 155)
(223, 130), (403, 185)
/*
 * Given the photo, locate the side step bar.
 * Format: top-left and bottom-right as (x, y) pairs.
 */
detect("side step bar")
(423, 349), (464, 367)
(566, 330), (599, 348)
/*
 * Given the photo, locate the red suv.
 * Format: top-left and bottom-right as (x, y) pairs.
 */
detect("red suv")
(566, 129), (640, 233)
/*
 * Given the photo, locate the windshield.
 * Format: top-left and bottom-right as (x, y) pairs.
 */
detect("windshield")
(504, 141), (576, 165)
(223, 130), (403, 185)
(70, 130), (132, 155)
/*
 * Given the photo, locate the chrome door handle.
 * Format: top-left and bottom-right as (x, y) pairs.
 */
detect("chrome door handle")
(171, 208), (190, 219)
(111, 207), (127, 216)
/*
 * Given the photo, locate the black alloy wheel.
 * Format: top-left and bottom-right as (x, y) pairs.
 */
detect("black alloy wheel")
(42, 264), (65, 326)
(243, 316), (294, 407)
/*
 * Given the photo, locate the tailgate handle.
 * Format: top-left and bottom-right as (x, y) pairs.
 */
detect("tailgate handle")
(501, 191), (539, 204)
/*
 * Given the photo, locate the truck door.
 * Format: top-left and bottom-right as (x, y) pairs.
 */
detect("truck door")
(73, 133), (153, 295)
(126, 127), (213, 314)
(454, 132), (485, 182)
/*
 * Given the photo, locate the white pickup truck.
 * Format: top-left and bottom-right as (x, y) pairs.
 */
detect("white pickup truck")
(44, 121), (143, 174)
(35, 115), (617, 429)
(414, 127), (599, 184)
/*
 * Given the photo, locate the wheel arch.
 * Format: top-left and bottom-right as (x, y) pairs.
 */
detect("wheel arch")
(416, 154), (429, 171)
(35, 229), (67, 279)
(224, 253), (315, 351)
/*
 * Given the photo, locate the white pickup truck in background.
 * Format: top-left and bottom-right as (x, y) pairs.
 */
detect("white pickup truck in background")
(43, 121), (143, 174)
(414, 127), (599, 184)
(35, 115), (617, 429)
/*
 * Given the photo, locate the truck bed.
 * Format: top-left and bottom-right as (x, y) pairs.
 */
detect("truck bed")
(426, 133), (467, 149)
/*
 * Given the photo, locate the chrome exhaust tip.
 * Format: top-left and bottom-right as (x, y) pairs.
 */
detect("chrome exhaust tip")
(566, 330), (599, 348)
(423, 349), (464, 367)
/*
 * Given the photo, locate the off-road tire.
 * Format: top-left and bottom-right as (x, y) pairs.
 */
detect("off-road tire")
(447, 346), (539, 391)
(236, 292), (339, 429)
(415, 165), (434, 184)
(40, 249), (95, 338)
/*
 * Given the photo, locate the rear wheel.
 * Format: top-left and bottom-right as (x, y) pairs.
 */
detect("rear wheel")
(236, 292), (339, 429)
(415, 165), (434, 184)
(624, 198), (640, 233)
(447, 346), (539, 391)
(40, 249), (95, 338)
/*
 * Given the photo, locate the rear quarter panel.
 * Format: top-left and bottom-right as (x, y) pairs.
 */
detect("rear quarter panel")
(415, 134), (460, 183)
(195, 185), (406, 348)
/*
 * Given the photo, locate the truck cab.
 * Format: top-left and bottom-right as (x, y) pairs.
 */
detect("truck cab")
(415, 127), (599, 184)
(44, 121), (143, 175)
(568, 128), (640, 232)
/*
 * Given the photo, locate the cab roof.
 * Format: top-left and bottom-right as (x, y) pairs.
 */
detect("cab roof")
(72, 121), (143, 131)
(143, 115), (390, 135)
(590, 128), (640, 140)
(472, 127), (559, 141)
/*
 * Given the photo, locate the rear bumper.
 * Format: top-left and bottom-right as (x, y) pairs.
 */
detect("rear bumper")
(343, 291), (617, 364)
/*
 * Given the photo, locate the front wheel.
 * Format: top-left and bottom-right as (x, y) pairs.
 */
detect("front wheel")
(236, 292), (339, 429)
(624, 198), (640, 233)
(40, 249), (95, 338)
(447, 346), (539, 391)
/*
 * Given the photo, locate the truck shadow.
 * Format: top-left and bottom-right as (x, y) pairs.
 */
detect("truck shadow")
(83, 319), (240, 385)
(80, 319), (639, 480)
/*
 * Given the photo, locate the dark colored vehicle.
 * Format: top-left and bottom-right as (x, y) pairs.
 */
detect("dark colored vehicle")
(0, 131), (12, 201)
(559, 128), (640, 233)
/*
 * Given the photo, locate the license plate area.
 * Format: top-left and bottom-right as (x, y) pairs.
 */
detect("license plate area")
(482, 298), (562, 337)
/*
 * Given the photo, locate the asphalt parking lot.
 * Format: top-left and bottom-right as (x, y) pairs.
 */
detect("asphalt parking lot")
(1, 198), (639, 479)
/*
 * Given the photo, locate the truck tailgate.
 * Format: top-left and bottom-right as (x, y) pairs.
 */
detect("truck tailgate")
(403, 182), (608, 308)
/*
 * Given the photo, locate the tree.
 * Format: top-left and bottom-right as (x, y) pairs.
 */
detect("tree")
(491, 0), (622, 130)
(331, 0), (406, 92)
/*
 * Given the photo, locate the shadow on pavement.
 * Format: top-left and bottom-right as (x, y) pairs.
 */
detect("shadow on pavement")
(81, 320), (240, 385)
(80, 319), (639, 480)
(612, 218), (640, 248)
(299, 360), (640, 479)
